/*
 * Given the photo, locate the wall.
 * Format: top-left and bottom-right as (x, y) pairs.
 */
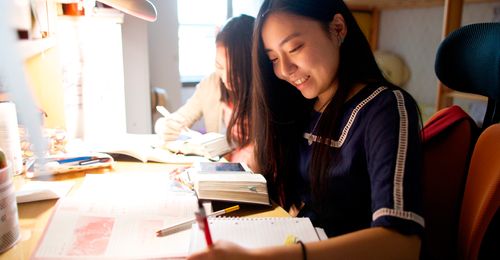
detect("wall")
(24, 48), (66, 129)
(122, 15), (152, 134)
(147, 0), (182, 112)
(378, 2), (499, 119)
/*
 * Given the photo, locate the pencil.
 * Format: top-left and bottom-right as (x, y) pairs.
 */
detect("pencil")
(156, 205), (239, 237)
(155, 106), (191, 132)
(196, 200), (213, 246)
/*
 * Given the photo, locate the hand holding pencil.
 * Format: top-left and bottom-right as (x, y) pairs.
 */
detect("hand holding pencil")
(154, 106), (190, 141)
(156, 205), (239, 237)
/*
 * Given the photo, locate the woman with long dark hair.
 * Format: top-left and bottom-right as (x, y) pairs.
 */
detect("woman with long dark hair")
(189, 0), (424, 259)
(155, 14), (255, 168)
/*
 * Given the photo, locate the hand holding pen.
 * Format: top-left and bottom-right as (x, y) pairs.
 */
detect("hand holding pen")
(155, 106), (199, 141)
(156, 106), (190, 131)
(156, 205), (239, 237)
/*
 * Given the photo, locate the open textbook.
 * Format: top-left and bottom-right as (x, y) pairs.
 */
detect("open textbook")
(190, 217), (326, 253)
(86, 134), (209, 164)
(187, 162), (270, 206)
(165, 132), (233, 159)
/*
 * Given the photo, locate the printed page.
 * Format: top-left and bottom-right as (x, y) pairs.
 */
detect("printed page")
(32, 173), (198, 259)
(16, 181), (75, 203)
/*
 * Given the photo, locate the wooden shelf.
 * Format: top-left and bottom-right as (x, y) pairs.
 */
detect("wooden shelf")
(345, 0), (497, 9)
(17, 37), (56, 60)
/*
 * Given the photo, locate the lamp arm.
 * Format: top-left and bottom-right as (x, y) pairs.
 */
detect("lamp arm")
(96, 0), (157, 22)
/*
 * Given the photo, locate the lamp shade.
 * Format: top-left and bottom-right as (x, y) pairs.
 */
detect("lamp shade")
(97, 0), (157, 22)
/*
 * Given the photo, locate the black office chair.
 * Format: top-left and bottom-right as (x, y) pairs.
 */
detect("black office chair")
(435, 22), (500, 130)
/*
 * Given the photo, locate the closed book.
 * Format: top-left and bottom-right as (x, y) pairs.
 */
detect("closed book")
(188, 162), (270, 206)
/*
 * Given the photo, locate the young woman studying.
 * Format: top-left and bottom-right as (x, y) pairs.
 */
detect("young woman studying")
(155, 15), (255, 169)
(188, 0), (424, 259)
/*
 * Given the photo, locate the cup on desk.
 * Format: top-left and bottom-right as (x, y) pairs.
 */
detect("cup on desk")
(0, 163), (21, 253)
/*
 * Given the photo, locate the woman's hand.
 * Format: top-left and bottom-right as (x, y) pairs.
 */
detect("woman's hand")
(154, 114), (187, 141)
(187, 241), (254, 260)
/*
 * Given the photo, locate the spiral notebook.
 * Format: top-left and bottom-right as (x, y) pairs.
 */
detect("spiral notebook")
(189, 217), (326, 253)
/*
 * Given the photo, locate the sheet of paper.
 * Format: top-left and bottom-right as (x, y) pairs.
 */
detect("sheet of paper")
(32, 173), (198, 259)
(16, 181), (75, 203)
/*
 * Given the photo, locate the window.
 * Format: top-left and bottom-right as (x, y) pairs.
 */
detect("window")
(177, 0), (263, 84)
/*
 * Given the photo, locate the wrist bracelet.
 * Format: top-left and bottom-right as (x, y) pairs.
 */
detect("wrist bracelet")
(297, 240), (307, 260)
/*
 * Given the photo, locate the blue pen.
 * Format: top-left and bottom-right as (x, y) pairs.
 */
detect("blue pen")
(57, 156), (94, 164)
(78, 157), (111, 166)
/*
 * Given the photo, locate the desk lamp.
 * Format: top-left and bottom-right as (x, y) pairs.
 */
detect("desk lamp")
(97, 0), (157, 22)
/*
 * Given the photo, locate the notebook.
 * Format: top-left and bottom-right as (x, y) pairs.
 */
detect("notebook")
(189, 217), (324, 253)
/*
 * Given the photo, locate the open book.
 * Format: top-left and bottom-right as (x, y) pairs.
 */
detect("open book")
(165, 132), (233, 159)
(189, 217), (325, 253)
(187, 162), (270, 206)
(87, 134), (209, 164)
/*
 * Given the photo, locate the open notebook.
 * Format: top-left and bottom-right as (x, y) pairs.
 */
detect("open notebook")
(189, 217), (326, 253)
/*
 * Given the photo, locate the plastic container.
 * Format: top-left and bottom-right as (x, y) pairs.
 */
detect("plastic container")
(0, 163), (20, 253)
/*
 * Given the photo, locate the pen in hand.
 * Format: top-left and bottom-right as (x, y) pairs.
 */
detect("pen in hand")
(156, 205), (239, 237)
(156, 106), (191, 132)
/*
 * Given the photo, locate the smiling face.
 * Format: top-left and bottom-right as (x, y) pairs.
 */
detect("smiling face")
(262, 12), (345, 108)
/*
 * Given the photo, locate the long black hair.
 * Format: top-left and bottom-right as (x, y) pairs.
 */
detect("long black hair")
(216, 14), (254, 147)
(251, 0), (401, 208)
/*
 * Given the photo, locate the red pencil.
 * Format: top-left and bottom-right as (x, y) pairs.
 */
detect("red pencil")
(195, 200), (213, 246)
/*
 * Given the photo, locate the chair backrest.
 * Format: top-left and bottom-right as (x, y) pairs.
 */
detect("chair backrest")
(457, 123), (500, 260)
(435, 22), (500, 129)
(421, 105), (478, 259)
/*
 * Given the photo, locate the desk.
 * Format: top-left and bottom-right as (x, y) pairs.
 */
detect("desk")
(1, 162), (288, 259)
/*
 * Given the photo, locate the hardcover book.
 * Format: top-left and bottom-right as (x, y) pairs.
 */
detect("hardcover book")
(188, 162), (270, 206)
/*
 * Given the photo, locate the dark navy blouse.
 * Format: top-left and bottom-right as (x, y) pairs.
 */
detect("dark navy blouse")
(298, 85), (424, 237)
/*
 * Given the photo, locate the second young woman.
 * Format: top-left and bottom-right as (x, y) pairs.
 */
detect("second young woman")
(155, 15), (255, 169)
